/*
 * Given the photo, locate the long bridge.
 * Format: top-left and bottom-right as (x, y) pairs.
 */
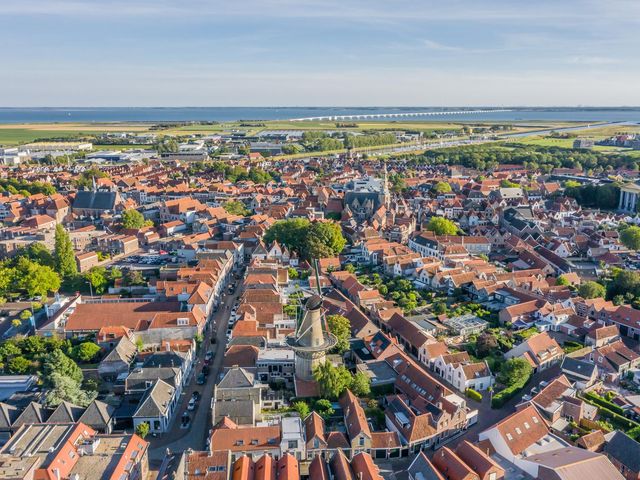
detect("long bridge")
(288, 109), (511, 122)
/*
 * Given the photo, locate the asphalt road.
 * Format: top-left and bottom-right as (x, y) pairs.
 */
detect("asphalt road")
(148, 275), (242, 463)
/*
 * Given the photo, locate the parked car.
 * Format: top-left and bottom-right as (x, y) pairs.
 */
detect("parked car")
(187, 398), (197, 411)
(202, 365), (210, 376)
(196, 373), (206, 385)
(192, 391), (200, 401)
(205, 350), (214, 362)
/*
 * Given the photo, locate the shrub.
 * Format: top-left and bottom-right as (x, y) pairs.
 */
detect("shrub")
(465, 388), (482, 402)
(583, 392), (625, 416)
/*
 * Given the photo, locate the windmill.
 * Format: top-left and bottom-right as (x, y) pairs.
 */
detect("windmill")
(285, 259), (337, 381)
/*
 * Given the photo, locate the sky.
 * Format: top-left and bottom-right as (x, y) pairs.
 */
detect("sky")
(1, 0), (639, 106)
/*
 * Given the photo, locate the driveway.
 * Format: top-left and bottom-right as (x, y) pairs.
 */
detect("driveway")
(147, 273), (243, 462)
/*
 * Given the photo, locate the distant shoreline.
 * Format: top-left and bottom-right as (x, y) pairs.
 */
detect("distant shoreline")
(0, 107), (638, 124)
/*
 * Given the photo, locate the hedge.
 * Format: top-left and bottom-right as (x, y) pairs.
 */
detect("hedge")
(492, 384), (522, 408)
(583, 392), (626, 416)
(465, 388), (483, 402)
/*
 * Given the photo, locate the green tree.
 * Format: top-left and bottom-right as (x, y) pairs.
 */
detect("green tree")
(121, 209), (151, 229)
(432, 181), (452, 194)
(264, 218), (311, 254)
(498, 358), (533, 387)
(326, 314), (351, 354)
(223, 200), (250, 216)
(621, 226), (640, 251)
(125, 269), (145, 286)
(345, 264), (356, 274)
(556, 275), (570, 286)
(85, 266), (109, 294)
(313, 399), (335, 419)
(7, 356), (31, 374)
(500, 179), (519, 188)
(21, 242), (55, 268)
(15, 258), (60, 298)
(288, 267), (299, 280)
(304, 221), (346, 259)
(71, 342), (101, 363)
(42, 349), (83, 384)
(426, 217), (458, 235)
(313, 361), (353, 399)
(0, 341), (21, 361)
(350, 371), (371, 396)
(54, 224), (77, 278)
(135, 422), (150, 439)
(292, 401), (310, 419)
(578, 281), (606, 299)
(45, 372), (96, 407)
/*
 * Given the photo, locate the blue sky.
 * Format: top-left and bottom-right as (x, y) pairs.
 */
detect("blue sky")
(2, 0), (639, 106)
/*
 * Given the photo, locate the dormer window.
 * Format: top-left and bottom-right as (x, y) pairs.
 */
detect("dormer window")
(177, 318), (189, 326)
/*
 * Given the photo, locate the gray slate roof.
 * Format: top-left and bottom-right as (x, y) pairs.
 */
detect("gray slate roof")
(218, 366), (254, 389)
(72, 190), (117, 211)
(561, 357), (597, 379)
(78, 400), (115, 430)
(133, 379), (175, 418)
(102, 336), (137, 365)
(605, 431), (640, 473)
(47, 401), (84, 424)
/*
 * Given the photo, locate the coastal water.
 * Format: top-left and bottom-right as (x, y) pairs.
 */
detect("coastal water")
(0, 107), (639, 124)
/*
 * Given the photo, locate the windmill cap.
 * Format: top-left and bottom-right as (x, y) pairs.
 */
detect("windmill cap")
(305, 295), (323, 311)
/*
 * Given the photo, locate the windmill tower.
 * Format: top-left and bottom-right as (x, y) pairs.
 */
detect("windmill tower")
(286, 261), (336, 381)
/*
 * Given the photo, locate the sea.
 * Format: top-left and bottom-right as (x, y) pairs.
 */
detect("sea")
(0, 107), (639, 124)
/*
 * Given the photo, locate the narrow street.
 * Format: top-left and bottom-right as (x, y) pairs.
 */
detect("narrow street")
(148, 276), (242, 463)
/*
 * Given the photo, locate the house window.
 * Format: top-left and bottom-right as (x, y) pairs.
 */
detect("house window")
(288, 440), (298, 449)
(359, 437), (365, 447)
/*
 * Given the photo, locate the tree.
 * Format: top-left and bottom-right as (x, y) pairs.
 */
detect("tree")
(578, 281), (606, 299)
(121, 209), (151, 229)
(556, 275), (570, 286)
(350, 371), (371, 396)
(292, 401), (310, 419)
(326, 314), (351, 354)
(264, 218), (311, 254)
(426, 217), (458, 235)
(432, 181), (452, 194)
(223, 200), (250, 216)
(42, 349), (83, 385)
(135, 422), (150, 439)
(500, 179), (519, 188)
(498, 358), (533, 387)
(264, 219), (346, 259)
(54, 224), (77, 278)
(288, 267), (298, 280)
(84, 266), (109, 294)
(314, 399), (335, 419)
(345, 264), (356, 274)
(125, 269), (145, 286)
(621, 226), (640, 251)
(15, 258), (60, 298)
(21, 242), (54, 267)
(0, 341), (21, 361)
(7, 356), (31, 374)
(608, 269), (640, 299)
(476, 332), (499, 357)
(304, 221), (346, 259)
(45, 372), (96, 407)
(313, 361), (353, 399)
(71, 342), (101, 363)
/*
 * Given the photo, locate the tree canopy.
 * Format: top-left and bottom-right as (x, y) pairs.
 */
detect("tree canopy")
(621, 226), (640, 251)
(432, 181), (452, 194)
(326, 314), (351, 354)
(426, 216), (458, 235)
(54, 224), (77, 278)
(223, 200), (250, 216)
(498, 358), (533, 387)
(264, 219), (346, 259)
(313, 361), (354, 399)
(121, 209), (152, 229)
(578, 281), (606, 299)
